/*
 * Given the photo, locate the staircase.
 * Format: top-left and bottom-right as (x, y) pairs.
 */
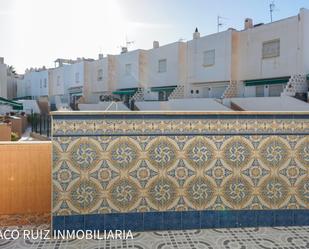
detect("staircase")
(130, 88), (145, 101)
(168, 85), (185, 100)
(282, 74), (308, 97)
(222, 80), (238, 98)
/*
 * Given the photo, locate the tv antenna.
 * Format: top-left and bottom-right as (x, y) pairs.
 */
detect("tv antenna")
(125, 35), (134, 48)
(118, 36), (135, 53)
(217, 16), (227, 32)
(269, 1), (276, 22)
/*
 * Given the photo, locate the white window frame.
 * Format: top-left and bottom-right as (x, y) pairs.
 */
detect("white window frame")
(97, 69), (103, 81)
(203, 49), (215, 67)
(57, 76), (61, 86)
(262, 39), (280, 59)
(75, 72), (80, 83)
(158, 59), (167, 73)
(125, 64), (132, 76)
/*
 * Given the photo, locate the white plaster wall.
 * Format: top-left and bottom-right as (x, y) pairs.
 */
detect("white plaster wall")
(63, 62), (85, 90)
(89, 58), (109, 94)
(114, 50), (144, 89)
(22, 70), (49, 98)
(301, 8), (309, 74)
(7, 75), (17, 99)
(17, 78), (25, 98)
(49, 67), (65, 96)
(236, 15), (301, 80)
(0, 63), (7, 98)
(50, 61), (85, 98)
(187, 30), (233, 84)
(147, 42), (186, 88)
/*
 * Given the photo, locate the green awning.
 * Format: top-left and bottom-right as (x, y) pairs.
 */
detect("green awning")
(151, 86), (177, 92)
(0, 97), (23, 110)
(244, 77), (290, 86)
(112, 90), (136, 95)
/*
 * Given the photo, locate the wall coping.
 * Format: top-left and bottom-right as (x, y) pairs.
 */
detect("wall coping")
(0, 141), (51, 145)
(50, 111), (309, 116)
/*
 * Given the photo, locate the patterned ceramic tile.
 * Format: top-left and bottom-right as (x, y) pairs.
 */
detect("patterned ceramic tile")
(52, 116), (309, 136)
(52, 114), (309, 221)
(52, 134), (309, 215)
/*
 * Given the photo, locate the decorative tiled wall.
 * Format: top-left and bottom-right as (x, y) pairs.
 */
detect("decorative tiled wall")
(51, 113), (309, 231)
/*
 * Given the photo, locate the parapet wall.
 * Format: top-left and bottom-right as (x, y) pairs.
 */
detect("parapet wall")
(51, 112), (309, 231)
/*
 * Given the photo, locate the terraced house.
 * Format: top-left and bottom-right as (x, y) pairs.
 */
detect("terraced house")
(14, 8), (309, 109)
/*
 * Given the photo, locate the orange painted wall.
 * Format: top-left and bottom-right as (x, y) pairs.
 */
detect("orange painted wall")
(0, 142), (51, 214)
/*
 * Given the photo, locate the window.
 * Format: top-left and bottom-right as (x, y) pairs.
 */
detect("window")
(203, 49), (215, 66)
(57, 76), (61, 86)
(256, 86), (264, 97)
(40, 79), (42, 88)
(158, 91), (167, 101)
(97, 69), (103, 81)
(262, 39), (280, 58)
(196, 90), (199, 94)
(44, 78), (47, 88)
(125, 64), (132, 75)
(75, 72), (80, 83)
(158, 59), (167, 73)
(269, 84), (284, 96)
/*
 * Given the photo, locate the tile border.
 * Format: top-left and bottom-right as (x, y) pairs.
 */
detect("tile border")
(52, 209), (309, 232)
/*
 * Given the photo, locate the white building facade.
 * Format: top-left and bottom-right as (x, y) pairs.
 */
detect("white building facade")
(230, 8), (309, 98)
(14, 8), (309, 108)
(144, 41), (186, 101)
(186, 29), (233, 99)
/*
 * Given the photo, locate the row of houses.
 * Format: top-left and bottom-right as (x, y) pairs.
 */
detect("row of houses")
(11, 8), (309, 109)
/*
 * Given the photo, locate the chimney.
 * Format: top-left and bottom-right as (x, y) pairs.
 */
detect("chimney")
(121, 47), (128, 54)
(153, 41), (159, 49)
(98, 53), (104, 59)
(193, 27), (200, 39)
(244, 18), (253, 29)
(0, 57), (4, 64)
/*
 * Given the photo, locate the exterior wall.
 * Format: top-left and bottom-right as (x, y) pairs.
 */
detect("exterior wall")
(89, 58), (109, 94)
(147, 42), (186, 88)
(7, 75), (17, 99)
(63, 61), (85, 90)
(85, 57), (114, 103)
(235, 16), (302, 81)
(185, 30), (232, 98)
(187, 30), (232, 84)
(52, 112), (309, 231)
(21, 70), (49, 98)
(0, 123), (11, 141)
(114, 50), (146, 89)
(49, 67), (65, 96)
(0, 63), (7, 98)
(49, 61), (92, 105)
(0, 142), (51, 214)
(301, 8), (309, 74)
(16, 78), (23, 98)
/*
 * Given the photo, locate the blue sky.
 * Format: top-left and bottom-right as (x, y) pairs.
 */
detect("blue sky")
(1, 0), (308, 73)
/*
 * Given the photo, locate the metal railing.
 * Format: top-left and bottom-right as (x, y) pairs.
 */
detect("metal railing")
(30, 114), (51, 138)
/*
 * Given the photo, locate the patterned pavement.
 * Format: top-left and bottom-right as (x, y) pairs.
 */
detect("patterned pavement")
(1, 225), (309, 249)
